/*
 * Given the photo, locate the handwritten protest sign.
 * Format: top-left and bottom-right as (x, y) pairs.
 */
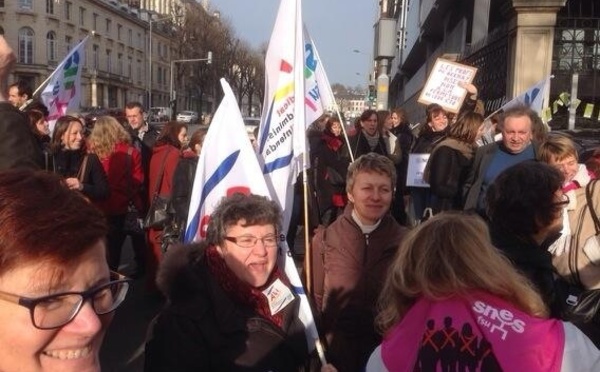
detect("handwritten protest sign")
(418, 58), (478, 113)
(406, 153), (430, 188)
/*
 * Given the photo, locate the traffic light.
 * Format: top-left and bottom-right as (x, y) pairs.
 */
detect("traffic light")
(368, 84), (376, 102)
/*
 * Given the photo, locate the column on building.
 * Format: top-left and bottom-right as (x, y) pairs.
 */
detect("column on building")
(507, 0), (567, 98)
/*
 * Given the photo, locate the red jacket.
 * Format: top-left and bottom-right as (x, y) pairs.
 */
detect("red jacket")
(96, 142), (144, 215)
(148, 144), (180, 202)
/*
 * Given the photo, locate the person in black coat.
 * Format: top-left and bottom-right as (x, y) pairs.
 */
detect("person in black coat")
(389, 108), (414, 225)
(409, 104), (449, 220)
(145, 193), (334, 371)
(313, 116), (351, 226)
(0, 36), (43, 171)
(347, 109), (389, 160)
(49, 115), (109, 201)
(423, 112), (484, 213)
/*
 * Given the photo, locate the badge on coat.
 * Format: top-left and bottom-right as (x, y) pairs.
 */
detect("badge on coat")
(262, 278), (294, 316)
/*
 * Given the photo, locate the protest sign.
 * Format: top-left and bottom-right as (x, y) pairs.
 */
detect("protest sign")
(406, 153), (431, 188)
(418, 58), (477, 113)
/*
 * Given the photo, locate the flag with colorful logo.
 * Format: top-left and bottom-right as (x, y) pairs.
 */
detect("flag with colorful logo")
(185, 77), (323, 358)
(41, 35), (90, 132)
(184, 78), (269, 243)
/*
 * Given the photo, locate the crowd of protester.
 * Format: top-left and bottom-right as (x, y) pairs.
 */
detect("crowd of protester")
(3, 32), (600, 371)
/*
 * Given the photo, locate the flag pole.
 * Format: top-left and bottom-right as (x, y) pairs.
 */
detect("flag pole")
(332, 101), (354, 163)
(302, 155), (312, 293)
(32, 33), (92, 98)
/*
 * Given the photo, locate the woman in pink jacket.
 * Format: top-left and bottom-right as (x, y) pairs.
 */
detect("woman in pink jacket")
(367, 213), (600, 372)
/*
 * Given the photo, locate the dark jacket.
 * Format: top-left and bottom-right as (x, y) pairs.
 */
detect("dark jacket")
(347, 130), (388, 160)
(462, 141), (538, 213)
(313, 131), (350, 225)
(144, 243), (310, 371)
(0, 102), (43, 171)
(51, 150), (109, 201)
(311, 204), (406, 371)
(410, 129), (447, 154)
(390, 123), (415, 195)
(489, 225), (559, 317)
(427, 139), (475, 212)
(171, 149), (199, 226)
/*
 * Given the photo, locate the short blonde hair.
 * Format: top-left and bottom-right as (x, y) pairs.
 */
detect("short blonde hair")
(376, 212), (548, 335)
(88, 116), (131, 159)
(346, 153), (396, 193)
(538, 133), (578, 163)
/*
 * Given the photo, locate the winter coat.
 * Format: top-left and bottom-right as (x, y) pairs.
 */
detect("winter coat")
(313, 131), (351, 223)
(554, 177), (600, 290)
(366, 292), (600, 371)
(0, 102), (43, 170)
(144, 243), (310, 371)
(490, 225), (560, 316)
(170, 149), (199, 226)
(95, 142), (144, 216)
(347, 130), (388, 160)
(311, 204), (407, 371)
(148, 144), (180, 204)
(425, 138), (476, 212)
(51, 149), (109, 201)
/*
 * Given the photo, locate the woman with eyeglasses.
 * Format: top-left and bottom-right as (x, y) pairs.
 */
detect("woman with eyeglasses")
(0, 170), (130, 372)
(145, 193), (337, 371)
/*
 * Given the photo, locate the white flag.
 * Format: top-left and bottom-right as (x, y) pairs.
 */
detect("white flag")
(41, 36), (90, 132)
(185, 78), (322, 355)
(184, 79), (269, 243)
(502, 76), (550, 114)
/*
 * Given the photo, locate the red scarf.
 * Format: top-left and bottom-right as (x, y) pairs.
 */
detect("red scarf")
(206, 246), (288, 328)
(322, 131), (343, 152)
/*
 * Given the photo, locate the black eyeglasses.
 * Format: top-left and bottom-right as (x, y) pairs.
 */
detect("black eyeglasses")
(224, 234), (279, 248)
(0, 271), (131, 330)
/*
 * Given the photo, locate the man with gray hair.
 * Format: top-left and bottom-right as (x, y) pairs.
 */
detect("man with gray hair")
(463, 105), (539, 215)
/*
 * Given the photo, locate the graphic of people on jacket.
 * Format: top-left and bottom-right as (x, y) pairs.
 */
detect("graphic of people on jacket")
(413, 318), (500, 372)
(457, 323), (479, 372)
(416, 319), (441, 371)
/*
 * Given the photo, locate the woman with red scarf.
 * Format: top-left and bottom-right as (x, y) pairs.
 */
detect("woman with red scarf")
(145, 193), (336, 371)
(314, 116), (351, 226)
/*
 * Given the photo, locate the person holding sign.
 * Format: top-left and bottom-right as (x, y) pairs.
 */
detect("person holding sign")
(423, 112), (484, 212)
(408, 104), (449, 220)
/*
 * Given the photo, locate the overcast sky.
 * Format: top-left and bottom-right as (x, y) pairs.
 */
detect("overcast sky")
(208, 0), (378, 89)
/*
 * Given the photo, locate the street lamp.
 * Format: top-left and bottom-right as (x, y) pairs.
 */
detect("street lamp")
(148, 14), (181, 111)
(169, 51), (213, 117)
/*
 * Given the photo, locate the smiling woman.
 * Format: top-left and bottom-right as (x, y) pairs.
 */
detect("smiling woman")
(0, 170), (130, 372)
(145, 193), (335, 371)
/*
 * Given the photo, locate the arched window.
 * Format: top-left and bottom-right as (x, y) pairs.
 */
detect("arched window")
(46, 31), (57, 62)
(18, 27), (34, 64)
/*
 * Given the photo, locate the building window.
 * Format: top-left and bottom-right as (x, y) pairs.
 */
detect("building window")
(46, 0), (54, 14)
(93, 13), (98, 31)
(0, 0), (4, 7)
(117, 53), (123, 75)
(128, 29), (133, 45)
(106, 49), (112, 73)
(65, 2), (72, 20)
(117, 24), (122, 41)
(137, 59), (142, 81)
(79, 7), (85, 27)
(137, 32), (142, 49)
(105, 19), (111, 35)
(93, 44), (99, 70)
(19, 0), (32, 10)
(46, 31), (57, 62)
(65, 35), (72, 54)
(18, 27), (34, 64)
(127, 56), (132, 78)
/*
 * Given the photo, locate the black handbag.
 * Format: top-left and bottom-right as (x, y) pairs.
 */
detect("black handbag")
(143, 150), (172, 229)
